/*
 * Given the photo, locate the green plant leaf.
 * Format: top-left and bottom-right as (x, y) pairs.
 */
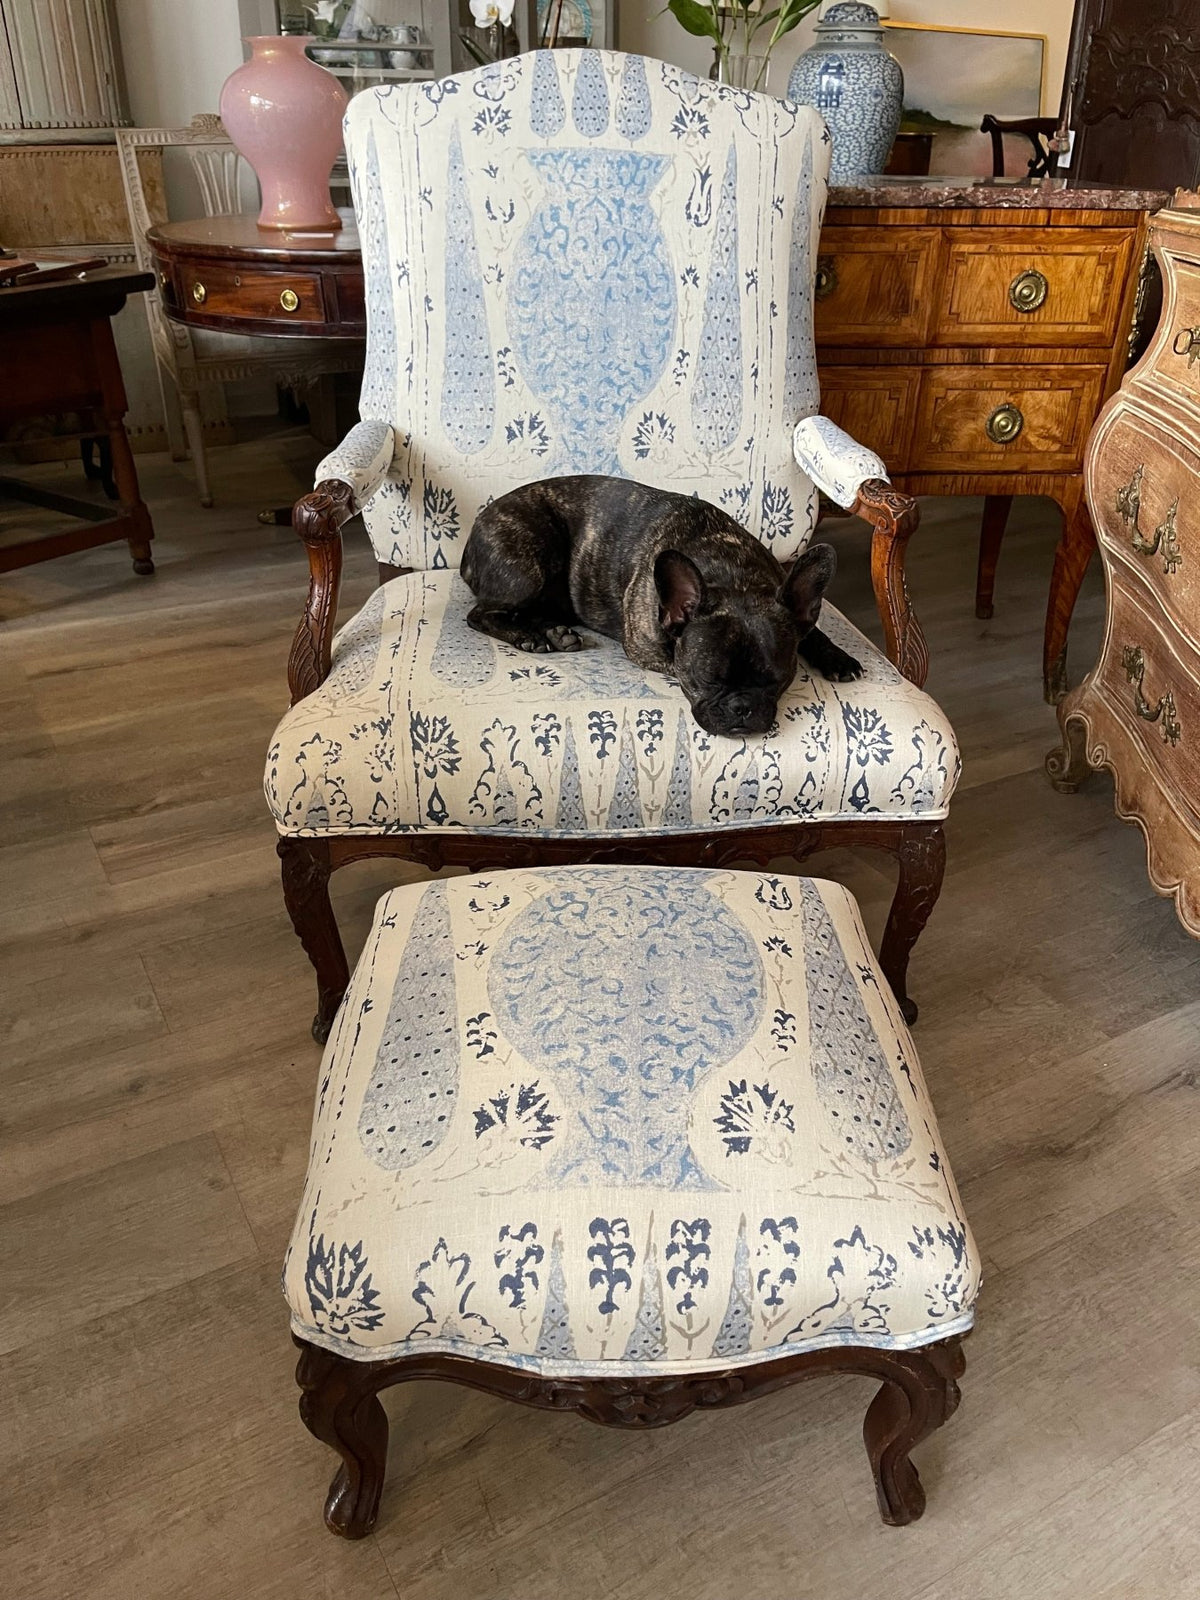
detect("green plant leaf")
(667, 0), (723, 42)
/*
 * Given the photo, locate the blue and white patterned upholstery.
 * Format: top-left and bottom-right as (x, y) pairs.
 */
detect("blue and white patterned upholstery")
(266, 574), (958, 835)
(318, 49), (886, 567)
(268, 50), (959, 843)
(284, 867), (980, 1372)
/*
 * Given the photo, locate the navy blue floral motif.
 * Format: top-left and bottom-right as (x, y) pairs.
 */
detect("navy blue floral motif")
(907, 1224), (972, 1320)
(685, 165), (713, 228)
(843, 704), (893, 768)
(715, 1080), (796, 1156)
(305, 1235), (385, 1337)
(588, 1216), (635, 1316)
(671, 104), (710, 141)
(406, 1239), (505, 1346)
(665, 1218), (711, 1312)
(757, 1216), (800, 1309)
(472, 1081), (558, 1150)
(631, 410), (676, 461)
(587, 708), (617, 760)
(504, 412), (551, 456)
(422, 482), (460, 567)
(760, 482), (794, 544)
(495, 1221), (544, 1309)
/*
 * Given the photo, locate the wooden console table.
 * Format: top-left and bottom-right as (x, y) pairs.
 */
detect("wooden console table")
(816, 177), (1170, 701)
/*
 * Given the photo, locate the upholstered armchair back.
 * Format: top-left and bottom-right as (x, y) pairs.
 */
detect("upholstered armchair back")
(346, 50), (830, 571)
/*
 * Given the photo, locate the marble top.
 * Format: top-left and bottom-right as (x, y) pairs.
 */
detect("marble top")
(827, 176), (1173, 211)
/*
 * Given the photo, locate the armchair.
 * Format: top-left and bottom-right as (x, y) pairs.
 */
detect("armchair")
(266, 51), (959, 1041)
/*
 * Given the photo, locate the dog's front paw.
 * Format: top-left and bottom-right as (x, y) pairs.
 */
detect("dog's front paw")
(546, 625), (583, 652)
(828, 649), (863, 682)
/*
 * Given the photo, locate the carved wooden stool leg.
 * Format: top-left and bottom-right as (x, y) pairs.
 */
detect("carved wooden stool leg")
(277, 835), (350, 1044)
(879, 823), (946, 1026)
(863, 1337), (964, 1526)
(295, 1338), (391, 1539)
(1045, 711), (1093, 793)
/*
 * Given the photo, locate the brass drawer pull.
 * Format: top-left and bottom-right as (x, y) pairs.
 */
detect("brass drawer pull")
(1172, 326), (1200, 365)
(1115, 466), (1182, 573)
(814, 255), (837, 301)
(1009, 268), (1048, 313)
(280, 288), (300, 312)
(1122, 645), (1181, 744)
(191, 281), (206, 305)
(985, 402), (1024, 444)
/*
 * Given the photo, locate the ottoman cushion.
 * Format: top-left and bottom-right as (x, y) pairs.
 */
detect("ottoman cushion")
(284, 867), (980, 1375)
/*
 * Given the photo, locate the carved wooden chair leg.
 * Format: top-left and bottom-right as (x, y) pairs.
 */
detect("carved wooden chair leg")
(879, 823), (946, 1025)
(1045, 710), (1093, 793)
(863, 1337), (964, 1526)
(277, 836), (351, 1043)
(294, 1338), (392, 1539)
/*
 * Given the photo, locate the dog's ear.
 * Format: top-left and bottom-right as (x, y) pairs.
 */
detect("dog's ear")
(655, 549), (705, 636)
(781, 542), (837, 631)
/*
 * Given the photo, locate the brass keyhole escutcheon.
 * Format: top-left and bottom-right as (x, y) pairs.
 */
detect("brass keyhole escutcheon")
(191, 281), (207, 305)
(1009, 268), (1048, 312)
(985, 402), (1024, 445)
(814, 255), (837, 301)
(280, 288), (300, 312)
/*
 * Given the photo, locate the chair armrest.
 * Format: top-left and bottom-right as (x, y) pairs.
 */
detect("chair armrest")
(793, 416), (928, 688)
(288, 479), (355, 706)
(856, 478), (929, 689)
(314, 418), (394, 508)
(793, 415), (889, 510)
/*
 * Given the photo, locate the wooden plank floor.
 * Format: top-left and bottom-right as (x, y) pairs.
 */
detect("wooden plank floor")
(3, 435), (1199, 1599)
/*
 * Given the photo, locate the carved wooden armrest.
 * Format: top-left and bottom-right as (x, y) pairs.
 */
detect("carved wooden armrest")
(287, 478), (355, 706)
(854, 478), (929, 689)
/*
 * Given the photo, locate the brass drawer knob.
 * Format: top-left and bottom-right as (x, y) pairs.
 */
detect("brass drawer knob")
(814, 255), (837, 301)
(1009, 268), (1048, 312)
(191, 281), (206, 305)
(280, 288), (300, 312)
(985, 402), (1024, 444)
(1122, 644), (1181, 745)
(1172, 325), (1200, 365)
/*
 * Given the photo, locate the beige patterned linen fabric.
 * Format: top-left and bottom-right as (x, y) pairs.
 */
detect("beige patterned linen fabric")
(265, 573), (959, 838)
(284, 867), (980, 1374)
(336, 50), (840, 569)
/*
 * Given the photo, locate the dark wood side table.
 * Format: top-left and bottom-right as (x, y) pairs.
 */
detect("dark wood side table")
(0, 265), (157, 576)
(147, 216), (366, 340)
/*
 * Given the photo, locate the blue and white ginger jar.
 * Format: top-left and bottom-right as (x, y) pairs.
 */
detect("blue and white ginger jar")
(787, 2), (903, 182)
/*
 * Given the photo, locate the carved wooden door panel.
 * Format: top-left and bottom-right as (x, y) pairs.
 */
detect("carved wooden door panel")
(1065, 0), (1200, 190)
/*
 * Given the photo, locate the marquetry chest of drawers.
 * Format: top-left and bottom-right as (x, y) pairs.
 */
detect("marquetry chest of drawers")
(816, 178), (1169, 700)
(1048, 202), (1200, 934)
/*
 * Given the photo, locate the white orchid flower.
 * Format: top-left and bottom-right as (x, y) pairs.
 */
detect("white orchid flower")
(469, 0), (515, 26)
(306, 1), (342, 22)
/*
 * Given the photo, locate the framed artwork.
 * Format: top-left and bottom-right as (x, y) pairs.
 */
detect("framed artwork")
(536, 0), (613, 50)
(884, 22), (1047, 179)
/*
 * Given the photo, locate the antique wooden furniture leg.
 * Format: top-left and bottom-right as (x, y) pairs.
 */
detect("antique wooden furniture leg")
(105, 378), (156, 575)
(294, 1332), (967, 1539)
(975, 494), (1012, 620)
(1044, 483), (1096, 703)
(879, 822), (946, 1026)
(278, 835), (350, 1043)
(1045, 710), (1093, 793)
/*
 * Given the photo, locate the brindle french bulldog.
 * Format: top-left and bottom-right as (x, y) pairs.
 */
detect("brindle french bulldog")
(460, 475), (863, 739)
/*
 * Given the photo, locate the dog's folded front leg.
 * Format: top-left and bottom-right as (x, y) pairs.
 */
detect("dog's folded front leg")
(799, 624), (863, 682)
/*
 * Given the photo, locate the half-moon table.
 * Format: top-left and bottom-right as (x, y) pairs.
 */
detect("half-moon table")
(148, 215), (365, 340)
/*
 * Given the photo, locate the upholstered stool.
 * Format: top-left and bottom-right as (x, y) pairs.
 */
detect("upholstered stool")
(286, 866), (980, 1538)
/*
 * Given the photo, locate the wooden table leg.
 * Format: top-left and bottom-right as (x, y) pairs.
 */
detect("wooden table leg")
(975, 493), (1011, 620)
(97, 316), (155, 576)
(1044, 482), (1095, 704)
